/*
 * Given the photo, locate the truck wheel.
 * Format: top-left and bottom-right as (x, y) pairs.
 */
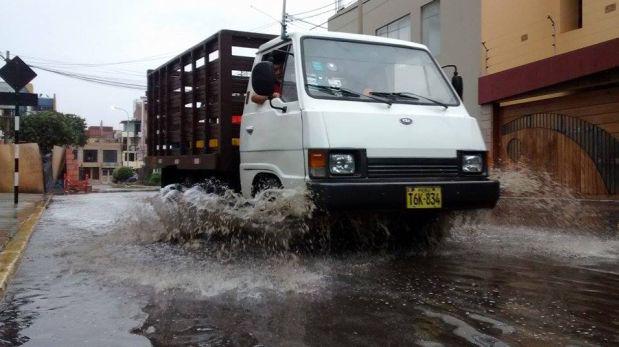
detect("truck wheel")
(252, 174), (282, 197)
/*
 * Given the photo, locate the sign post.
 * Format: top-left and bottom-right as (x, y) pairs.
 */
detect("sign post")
(0, 56), (37, 205)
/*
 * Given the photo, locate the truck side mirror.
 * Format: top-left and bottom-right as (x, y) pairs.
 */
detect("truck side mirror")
(251, 61), (275, 96)
(451, 73), (463, 99)
(442, 64), (463, 99)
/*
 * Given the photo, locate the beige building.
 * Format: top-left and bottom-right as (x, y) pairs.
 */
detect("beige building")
(329, 0), (618, 196)
(479, 0), (619, 196)
(78, 126), (122, 184)
(120, 119), (144, 170)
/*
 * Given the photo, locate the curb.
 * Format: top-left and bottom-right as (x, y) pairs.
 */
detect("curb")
(0, 195), (52, 299)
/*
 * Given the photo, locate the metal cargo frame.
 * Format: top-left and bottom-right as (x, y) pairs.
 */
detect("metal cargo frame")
(146, 30), (275, 173)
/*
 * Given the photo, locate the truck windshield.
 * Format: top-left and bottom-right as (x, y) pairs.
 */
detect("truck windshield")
(302, 38), (459, 106)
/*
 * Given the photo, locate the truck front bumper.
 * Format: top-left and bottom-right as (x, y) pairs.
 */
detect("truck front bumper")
(309, 179), (500, 210)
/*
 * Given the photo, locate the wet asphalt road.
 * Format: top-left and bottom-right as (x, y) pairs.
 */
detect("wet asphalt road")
(0, 191), (617, 346)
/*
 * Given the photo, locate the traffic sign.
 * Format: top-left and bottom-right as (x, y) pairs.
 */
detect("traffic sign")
(0, 56), (37, 92)
(0, 92), (38, 106)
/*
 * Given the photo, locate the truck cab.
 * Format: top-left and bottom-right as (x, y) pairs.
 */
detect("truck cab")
(240, 31), (499, 210)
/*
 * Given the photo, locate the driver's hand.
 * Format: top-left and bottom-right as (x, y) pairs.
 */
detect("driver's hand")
(272, 92), (281, 99)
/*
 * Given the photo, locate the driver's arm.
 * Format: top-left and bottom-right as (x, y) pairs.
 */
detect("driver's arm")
(251, 91), (281, 105)
(251, 92), (268, 104)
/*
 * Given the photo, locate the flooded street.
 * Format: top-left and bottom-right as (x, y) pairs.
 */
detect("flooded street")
(0, 189), (617, 346)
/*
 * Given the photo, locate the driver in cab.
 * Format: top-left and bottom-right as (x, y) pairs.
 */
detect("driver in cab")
(251, 52), (285, 105)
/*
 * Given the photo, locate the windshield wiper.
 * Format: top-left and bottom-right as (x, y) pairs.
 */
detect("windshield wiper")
(371, 91), (448, 109)
(306, 84), (392, 106)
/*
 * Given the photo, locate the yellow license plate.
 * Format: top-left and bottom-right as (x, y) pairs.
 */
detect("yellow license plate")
(406, 186), (442, 209)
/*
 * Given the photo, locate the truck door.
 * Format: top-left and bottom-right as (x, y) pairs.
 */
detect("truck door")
(240, 43), (304, 195)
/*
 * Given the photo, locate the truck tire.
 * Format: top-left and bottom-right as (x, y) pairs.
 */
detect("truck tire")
(251, 174), (282, 197)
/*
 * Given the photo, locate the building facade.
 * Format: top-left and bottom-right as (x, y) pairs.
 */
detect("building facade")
(32, 94), (57, 112)
(133, 96), (148, 157)
(0, 81), (30, 142)
(78, 125), (122, 184)
(328, 0), (618, 196)
(120, 119), (144, 169)
(479, 0), (619, 196)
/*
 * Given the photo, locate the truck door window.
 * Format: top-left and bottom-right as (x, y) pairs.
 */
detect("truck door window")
(281, 46), (298, 102)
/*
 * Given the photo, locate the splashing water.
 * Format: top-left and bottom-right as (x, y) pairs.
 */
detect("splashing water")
(117, 165), (616, 260)
(445, 165), (618, 260)
(116, 180), (447, 256)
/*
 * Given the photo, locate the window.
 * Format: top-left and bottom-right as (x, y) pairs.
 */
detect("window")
(83, 150), (98, 163)
(281, 46), (298, 102)
(422, 0), (441, 55)
(262, 44), (297, 102)
(102, 150), (117, 163)
(376, 15), (411, 41)
(561, 0), (583, 32)
(85, 167), (99, 180)
(128, 153), (135, 162)
(303, 38), (459, 106)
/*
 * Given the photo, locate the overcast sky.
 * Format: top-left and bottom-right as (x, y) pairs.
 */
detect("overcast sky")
(0, 0), (339, 127)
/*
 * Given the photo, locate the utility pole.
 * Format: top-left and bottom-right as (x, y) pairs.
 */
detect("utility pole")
(281, 0), (287, 39)
(357, 0), (363, 34)
(14, 94), (19, 204)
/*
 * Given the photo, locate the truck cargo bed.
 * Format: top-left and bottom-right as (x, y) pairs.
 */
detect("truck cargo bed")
(146, 30), (275, 174)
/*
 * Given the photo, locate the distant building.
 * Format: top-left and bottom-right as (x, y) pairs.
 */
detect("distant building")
(86, 125), (115, 140)
(32, 94), (57, 112)
(0, 81), (29, 142)
(77, 125), (122, 184)
(120, 119), (143, 169)
(133, 96), (147, 157)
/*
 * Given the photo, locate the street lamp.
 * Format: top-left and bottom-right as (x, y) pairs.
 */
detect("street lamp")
(110, 105), (130, 119)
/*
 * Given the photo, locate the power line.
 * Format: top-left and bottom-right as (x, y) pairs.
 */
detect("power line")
(250, 5), (285, 27)
(309, 18), (331, 30)
(250, 20), (280, 32)
(294, 6), (336, 21)
(0, 49), (175, 68)
(289, 1), (335, 16)
(30, 62), (145, 84)
(19, 52), (175, 67)
(30, 64), (146, 90)
(290, 15), (328, 29)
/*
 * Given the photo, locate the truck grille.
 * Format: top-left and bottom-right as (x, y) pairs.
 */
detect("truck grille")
(367, 158), (460, 178)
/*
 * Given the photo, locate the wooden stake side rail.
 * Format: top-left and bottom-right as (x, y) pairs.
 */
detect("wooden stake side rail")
(146, 30), (275, 172)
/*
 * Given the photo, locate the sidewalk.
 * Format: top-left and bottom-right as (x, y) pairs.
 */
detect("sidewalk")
(0, 193), (46, 252)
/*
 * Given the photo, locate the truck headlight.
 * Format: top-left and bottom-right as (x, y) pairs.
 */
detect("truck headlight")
(462, 154), (483, 173)
(329, 154), (355, 175)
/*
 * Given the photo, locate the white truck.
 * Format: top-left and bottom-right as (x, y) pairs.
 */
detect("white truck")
(147, 29), (499, 210)
(240, 31), (499, 210)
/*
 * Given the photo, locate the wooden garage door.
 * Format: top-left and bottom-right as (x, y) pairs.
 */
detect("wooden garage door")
(498, 86), (619, 196)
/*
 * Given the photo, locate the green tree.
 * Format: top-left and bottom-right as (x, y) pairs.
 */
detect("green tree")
(113, 166), (134, 182)
(64, 113), (88, 147)
(20, 111), (87, 154)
